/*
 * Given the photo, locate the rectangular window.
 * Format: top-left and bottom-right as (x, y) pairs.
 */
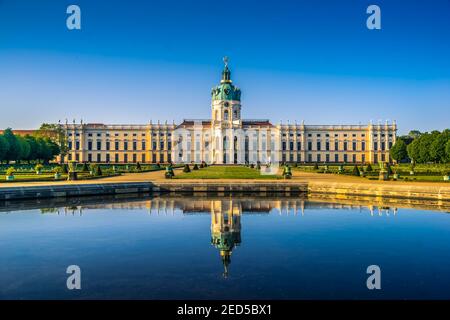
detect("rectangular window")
(282, 141), (286, 151)
(141, 154), (146, 163)
(142, 141), (146, 150)
(88, 141), (92, 151)
(308, 154), (312, 162)
(297, 141), (301, 150)
(335, 154), (339, 162)
(362, 154), (365, 163)
(115, 153), (119, 163)
(133, 141), (137, 151)
(115, 141), (119, 150)
(75, 153), (79, 161)
(97, 153), (101, 163)
(325, 141), (330, 151)
(317, 154), (321, 162)
(133, 154), (137, 163)
(88, 153), (92, 162)
(334, 141), (338, 151)
(106, 141), (110, 151)
(381, 142), (386, 151)
(97, 141), (102, 150)
(289, 141), (294, 150)
(160, 141), (164, 150)
(68, 141), (72, 150)
(343, 154), (348, 163)
(352, 141), (357, 150)
(326, 154), (330, 162)
(152, 141), (157, 150)
(168, 141), (172, 150)
(352, 154), (356, 163)
(290, 153), (294, 162)
(361, 142), (365, 151)
(124, 141), (128, 151)
(106, 154), (110, 163)
(308, 141), (312, 151)
(343, 142), (348, 151)
(374, 142), (378, 150)
(317, 141), (321, 151)
(152, 154), (157, 163)
(124, 154), (128, 163)
(167, 153), (171, 163)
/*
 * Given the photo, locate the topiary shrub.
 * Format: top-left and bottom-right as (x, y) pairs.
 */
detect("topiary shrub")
(366, 164), (373, 172)
(313, 163), (319, 170)
(193, 164), (199, 170)
(136, 162), (142, 171)
(256, 162), (261, 170)
(200, 162), (204, 168)
(352, 165), (360, 176)
(82, 162), (89, 172)
(95, 165), (103, 176)
(156, 162), (161, 168)
(183, 164), (191, 173)
(250, 163), (255, 169)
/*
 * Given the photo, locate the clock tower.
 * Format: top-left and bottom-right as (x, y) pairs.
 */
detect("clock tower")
(210, 57), (242, 164)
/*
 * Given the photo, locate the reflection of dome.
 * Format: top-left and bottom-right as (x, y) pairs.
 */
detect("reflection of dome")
(211, 64), (241, 101)
(210, 201), (242, 278)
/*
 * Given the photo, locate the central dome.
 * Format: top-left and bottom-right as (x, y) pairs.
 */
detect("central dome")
(211, 61), (241, 101)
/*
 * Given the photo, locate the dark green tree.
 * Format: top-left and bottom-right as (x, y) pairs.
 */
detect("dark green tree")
(2, 128), (22, 163)
(430, 130), (450, 163)
(352, 165), (360, 176)
(446, 140), (450, 163)
(0, 135), (10, 163)
(390, 139), (408, 162)
(183, 164), (191, 173)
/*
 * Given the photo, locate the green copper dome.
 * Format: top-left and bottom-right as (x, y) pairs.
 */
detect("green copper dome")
(211, 60), (241, 101)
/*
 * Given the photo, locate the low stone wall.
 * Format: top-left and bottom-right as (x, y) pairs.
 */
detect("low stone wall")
(308, 181), (450, 202)
(0, 181), (448, 201)
(0, 183), (153, 201)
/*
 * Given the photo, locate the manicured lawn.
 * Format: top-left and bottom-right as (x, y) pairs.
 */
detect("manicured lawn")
(173, 166), (280, 179)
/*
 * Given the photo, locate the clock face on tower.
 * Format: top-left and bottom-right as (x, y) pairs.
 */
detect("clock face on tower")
(224, 102), (229, 107)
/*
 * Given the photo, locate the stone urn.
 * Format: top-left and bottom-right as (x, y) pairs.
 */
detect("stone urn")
(444, 175), (449, 181)
(6, 175), (14, 181)
(378, 162), (389, 181)
(54, 173), (61, 180)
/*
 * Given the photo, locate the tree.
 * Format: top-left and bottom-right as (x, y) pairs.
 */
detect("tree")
(445, 139), (450, 163)
(0, 135), (9, 163)
(2, 128), (21, 163)
(390, 139), (408, 163)
(36, 123), (68, 163)
(430, 130), (450, 163)
(17, 136), (31, 162)
(24, 135), (39, 162)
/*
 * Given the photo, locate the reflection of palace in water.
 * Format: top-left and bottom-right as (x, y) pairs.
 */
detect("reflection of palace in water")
(2, 194), (449, 277)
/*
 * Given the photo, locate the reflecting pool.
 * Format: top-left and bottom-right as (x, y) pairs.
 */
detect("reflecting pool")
(0, 194), (449, 299)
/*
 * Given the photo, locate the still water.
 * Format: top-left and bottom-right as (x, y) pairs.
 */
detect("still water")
(0, 194), (449, 300)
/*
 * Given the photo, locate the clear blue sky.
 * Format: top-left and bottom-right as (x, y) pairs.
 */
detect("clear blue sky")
(0, 0), (449, 134)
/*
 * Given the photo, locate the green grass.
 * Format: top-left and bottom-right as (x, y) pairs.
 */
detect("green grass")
(173, 166), (280, 179)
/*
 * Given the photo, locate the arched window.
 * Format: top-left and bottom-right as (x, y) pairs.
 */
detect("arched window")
(233, 109), (238, 119)
(224, 110), (229, 120)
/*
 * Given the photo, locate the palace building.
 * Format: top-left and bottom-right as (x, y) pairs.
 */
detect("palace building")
(62, 59), (397, 164)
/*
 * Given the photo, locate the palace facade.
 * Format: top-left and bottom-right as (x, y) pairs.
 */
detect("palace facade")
(62, 61), (397, 164)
